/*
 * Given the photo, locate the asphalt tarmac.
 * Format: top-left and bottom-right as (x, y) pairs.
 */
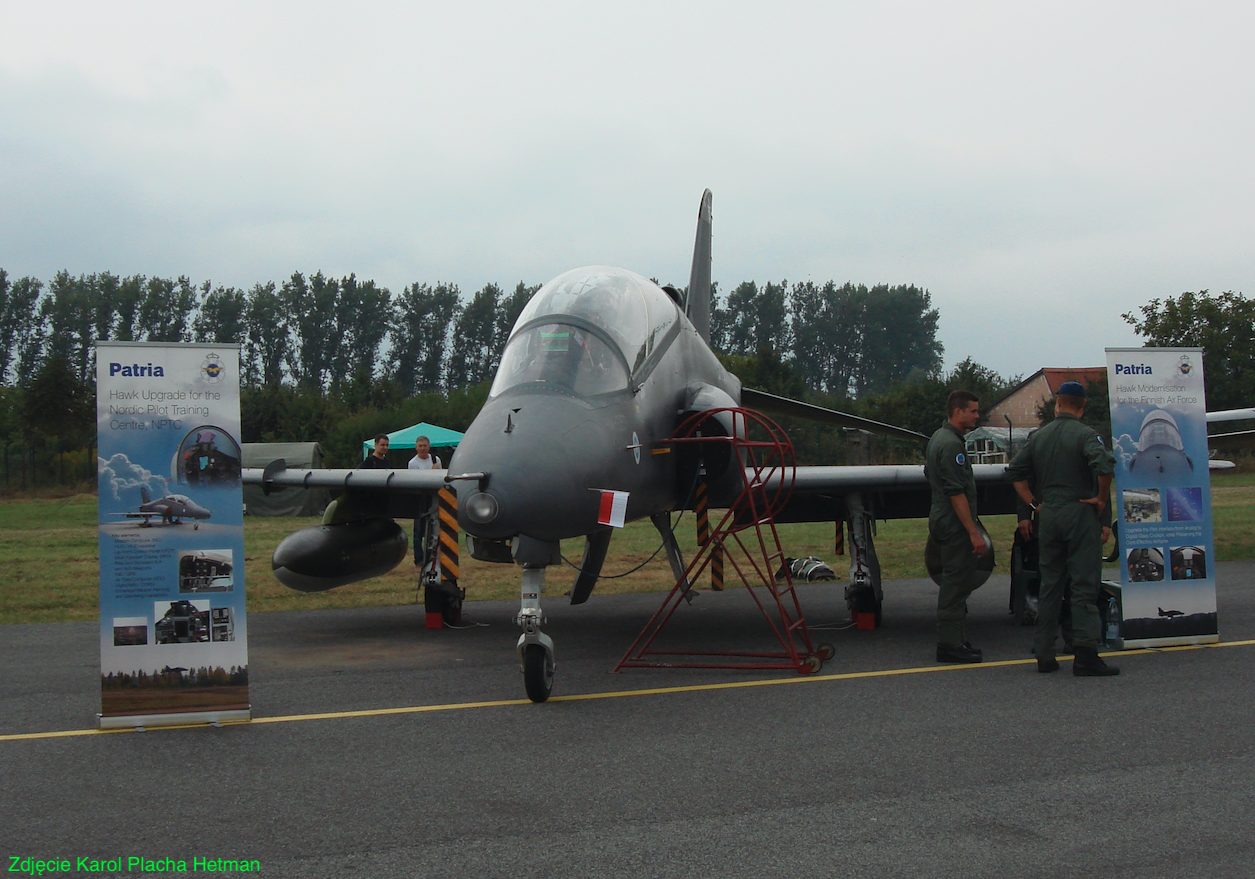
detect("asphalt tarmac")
(3, 562), (1254, 878)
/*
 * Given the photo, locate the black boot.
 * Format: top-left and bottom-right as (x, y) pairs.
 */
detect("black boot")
(1037, 657), (1060, 673)
(1073, 646), (1119, 676)
(937, 643), (982, 664)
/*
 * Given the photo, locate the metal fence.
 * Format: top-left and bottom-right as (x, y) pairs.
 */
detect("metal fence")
(1, 443), (97, 491)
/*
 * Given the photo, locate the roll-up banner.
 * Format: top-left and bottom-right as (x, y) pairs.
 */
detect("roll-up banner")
(96, 342), (250, 729)
(1106, 347), (1218, 648)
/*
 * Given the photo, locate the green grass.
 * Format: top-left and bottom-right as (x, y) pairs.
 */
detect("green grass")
(5, 474), (1255, 624)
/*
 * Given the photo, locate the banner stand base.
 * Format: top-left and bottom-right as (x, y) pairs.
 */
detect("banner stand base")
(98, 708), (252, 730)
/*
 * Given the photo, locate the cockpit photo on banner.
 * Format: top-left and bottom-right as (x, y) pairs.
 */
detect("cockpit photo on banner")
(1106, 347), (1218, 648)
(96, 342), (250, 729)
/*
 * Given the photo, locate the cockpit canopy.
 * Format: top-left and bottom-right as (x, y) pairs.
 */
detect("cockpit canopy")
(490, 267), (680, 398)
(1138, 410), (1184, 451)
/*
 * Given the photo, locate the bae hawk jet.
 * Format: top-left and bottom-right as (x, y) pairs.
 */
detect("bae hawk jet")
(244, 190), (1019, 701)
(109, 487), (212, 529)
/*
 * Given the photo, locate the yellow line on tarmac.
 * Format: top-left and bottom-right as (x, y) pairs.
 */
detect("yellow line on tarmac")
(4, 638), (1253, 743)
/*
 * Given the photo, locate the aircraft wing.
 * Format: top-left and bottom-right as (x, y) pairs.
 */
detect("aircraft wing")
(1206, 408), (1255, 423)
(1208, 428), (1255, 449)
(1204, 426), (1255, 449)
(740, 388), (927, 442)
(765, 463), (1019, 523)
(788, 463), (1007, 490)
(241, 463), (449, 494)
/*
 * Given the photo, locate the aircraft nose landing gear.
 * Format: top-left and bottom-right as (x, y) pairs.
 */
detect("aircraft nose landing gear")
(516, 566), (555, 702)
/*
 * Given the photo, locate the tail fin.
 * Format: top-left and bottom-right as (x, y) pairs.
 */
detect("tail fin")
(140, 487), (151, 504)
(686, 188), (713, 344)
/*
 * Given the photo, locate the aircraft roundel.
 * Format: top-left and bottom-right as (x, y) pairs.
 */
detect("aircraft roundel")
(955, 453), (966, 466)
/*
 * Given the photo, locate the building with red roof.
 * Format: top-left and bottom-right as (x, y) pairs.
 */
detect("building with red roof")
(983, 367), (1107, 429)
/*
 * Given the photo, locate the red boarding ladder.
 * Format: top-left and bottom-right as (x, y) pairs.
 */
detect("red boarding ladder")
(613, 408), (833, 675)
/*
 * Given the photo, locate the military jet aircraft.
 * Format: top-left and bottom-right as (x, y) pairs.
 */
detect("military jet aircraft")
(109, 487), (212, 529)
(245, 190), (1019, 702)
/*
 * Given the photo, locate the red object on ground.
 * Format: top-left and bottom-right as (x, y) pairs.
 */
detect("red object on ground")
(425, 612), (444, 630)
(855, 612), (876, 631)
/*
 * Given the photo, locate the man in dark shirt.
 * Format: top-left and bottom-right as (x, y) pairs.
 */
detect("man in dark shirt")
(360, 434), (391, 469)
(1007, 381), (1117, 676)
(926, 389), (988, 664)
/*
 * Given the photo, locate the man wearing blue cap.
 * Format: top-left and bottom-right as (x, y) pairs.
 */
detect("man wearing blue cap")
(1006, 381), (1118, 676)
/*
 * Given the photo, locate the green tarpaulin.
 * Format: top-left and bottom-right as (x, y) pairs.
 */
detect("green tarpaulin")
(242, 442), (331, 517)
(361, 422), (464, 459)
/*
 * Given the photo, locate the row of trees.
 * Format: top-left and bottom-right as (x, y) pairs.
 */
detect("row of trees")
(716, 280), (942, 396)
(2, 259), (1248, 473)
(0, 267), (542, 393)
(0, 268), (943, 399)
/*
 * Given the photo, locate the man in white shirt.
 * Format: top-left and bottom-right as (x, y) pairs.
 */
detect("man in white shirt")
(408, 436), (441, 470)
(409, 436), (441, 567)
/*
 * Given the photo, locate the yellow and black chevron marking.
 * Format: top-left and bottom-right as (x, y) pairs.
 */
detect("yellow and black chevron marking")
(711, 542), (724, 591)
(695, 478), (723, 590)
(437, 486), (459, 583)
(834, 519), (845, 556)
(695, 480), (710, 546)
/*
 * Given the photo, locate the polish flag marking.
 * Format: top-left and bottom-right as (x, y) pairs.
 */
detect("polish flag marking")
(596, 490), (630, 528)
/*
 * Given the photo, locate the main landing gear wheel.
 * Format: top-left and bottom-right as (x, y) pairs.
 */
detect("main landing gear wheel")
(848, 587), (882, 628)
(816, 642), (836, 661)
(523, 644), (554, 703)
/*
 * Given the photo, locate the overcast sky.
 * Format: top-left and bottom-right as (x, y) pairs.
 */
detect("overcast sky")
(2, 2), (1252, 379)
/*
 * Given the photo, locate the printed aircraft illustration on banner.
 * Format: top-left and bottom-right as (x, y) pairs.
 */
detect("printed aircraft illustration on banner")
(244, 190), (1031, 702)
(109, 487), (212, 529)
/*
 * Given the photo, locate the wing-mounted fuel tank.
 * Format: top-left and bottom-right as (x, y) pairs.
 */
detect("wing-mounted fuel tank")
(272, 518), (408, 592)
(676, 382), (745, 506)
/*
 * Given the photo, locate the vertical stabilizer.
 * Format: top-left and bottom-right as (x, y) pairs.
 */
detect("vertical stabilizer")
(140, 487), (152, 504)
(686, 189), (713, 344)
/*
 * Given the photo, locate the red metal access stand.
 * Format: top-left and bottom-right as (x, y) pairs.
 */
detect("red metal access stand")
(613, 408), (833, 675)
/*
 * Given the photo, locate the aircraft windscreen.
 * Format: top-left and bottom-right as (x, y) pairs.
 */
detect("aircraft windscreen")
(490, 323), (629, 397)
(1139, 412), (1185, 451)
(512, 267), (677, 374)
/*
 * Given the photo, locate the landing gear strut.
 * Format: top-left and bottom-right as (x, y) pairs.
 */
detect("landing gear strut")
(844, 492), (883, 626)
(516, 566), (555, 703)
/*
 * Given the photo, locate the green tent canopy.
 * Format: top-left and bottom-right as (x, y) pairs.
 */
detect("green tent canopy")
(362, 422), (464, 460)
(243, 442), (331, 516)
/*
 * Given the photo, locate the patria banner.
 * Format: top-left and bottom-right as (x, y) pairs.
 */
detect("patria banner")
(96, 341), (250, 728)
(1106, 347), (1218, 647)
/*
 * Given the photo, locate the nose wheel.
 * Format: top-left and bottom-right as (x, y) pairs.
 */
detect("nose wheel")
(516, 566), (556, 703)
(523, 644), (554, 702)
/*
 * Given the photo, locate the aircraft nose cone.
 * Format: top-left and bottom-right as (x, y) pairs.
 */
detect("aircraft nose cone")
(450, 395), (614, 542)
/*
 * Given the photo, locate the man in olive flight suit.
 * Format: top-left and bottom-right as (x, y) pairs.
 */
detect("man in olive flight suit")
(1016, 475), (1113, 654)
(926, 389), (988, 664)
(1007, 381), (1118, 676)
